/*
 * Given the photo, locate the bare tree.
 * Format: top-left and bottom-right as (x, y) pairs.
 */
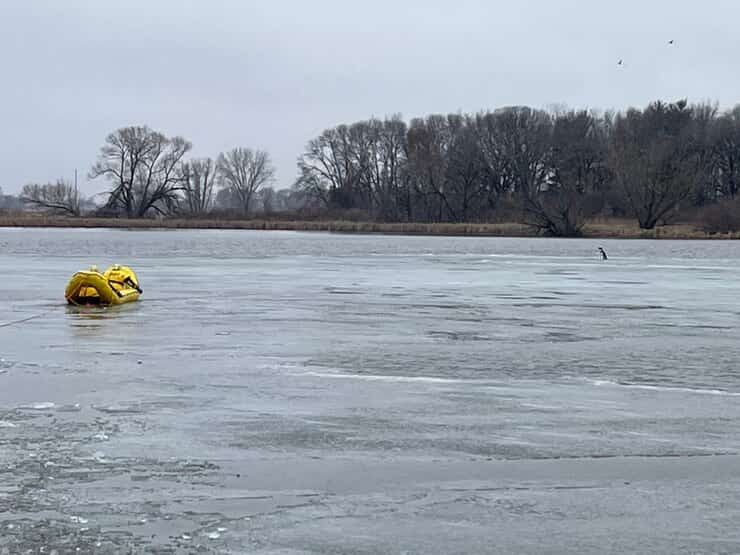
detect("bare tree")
(259, 186), (276, 214)
(217, 148), (275, 215)
(444, 118), (489, 222)
(295, 125), (361, 209)
(406, 115), (458, 222)
(182, 158), (216, 215)
(288, 99), (740, 229)
(711, 105), (740, 199)
(685, 102), (720, 206)
(296, 117), (410, 219)
(536, 110), (611, 236)
(377, 116), (411, 221)
(471, 112), (517, 215)
(406, 114), (488, 223)
(479, 107), (556, 231)
(609, 100), (702, 229)
(355, 116), (409, 220)
(21, 179), (80, 215)
(89, 126), (191, 217)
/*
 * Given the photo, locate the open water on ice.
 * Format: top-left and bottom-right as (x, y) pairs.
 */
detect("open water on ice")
(2, 228), (740, 553)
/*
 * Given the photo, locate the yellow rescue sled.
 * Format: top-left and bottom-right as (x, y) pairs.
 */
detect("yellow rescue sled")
(65, 265), (142, 306)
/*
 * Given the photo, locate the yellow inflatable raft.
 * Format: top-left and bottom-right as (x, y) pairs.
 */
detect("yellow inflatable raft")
(65, 265), (142, 306)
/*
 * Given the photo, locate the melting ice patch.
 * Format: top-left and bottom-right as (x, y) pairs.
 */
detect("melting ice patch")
(56, 403), (82, 412)
(586, 378), (740, 396)
(92, 403), (144, 414)
(18, 402), (56, 410)
(293, 371), (469, 384)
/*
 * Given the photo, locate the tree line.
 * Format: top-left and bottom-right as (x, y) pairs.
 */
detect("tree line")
(6, 98), (740, 236)
(12, 127), (290, 218)
(87, 127), (287, 218)
(296, 99), (740, 234)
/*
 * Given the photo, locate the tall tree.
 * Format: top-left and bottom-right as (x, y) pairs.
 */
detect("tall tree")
(472, 112), (518, 215)
(295, 125), (362, 210)
(687, 101), (719, 205)
(539, 110), (611, 235)
(296, 117), (410, 219)
(485, 107), (554, 231)
(182, 158), (216, 215)
(217, 148), (275, 215)
(406, 115), (457, 222)
(357, 116), (409, 220)
(90, 126), (191, 217)
(711, 105), (740, 199)
(609, 100), (703, 229)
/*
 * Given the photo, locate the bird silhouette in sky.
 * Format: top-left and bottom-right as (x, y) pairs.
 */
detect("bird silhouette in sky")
(616, 40), (674, 69)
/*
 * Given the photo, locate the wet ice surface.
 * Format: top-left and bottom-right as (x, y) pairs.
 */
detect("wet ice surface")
(2, 229), (740, 553)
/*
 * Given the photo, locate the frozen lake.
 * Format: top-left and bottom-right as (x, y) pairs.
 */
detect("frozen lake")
(2, 228), (740, 553)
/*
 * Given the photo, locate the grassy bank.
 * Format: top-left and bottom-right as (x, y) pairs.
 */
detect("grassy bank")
(0, 214), (738, 239)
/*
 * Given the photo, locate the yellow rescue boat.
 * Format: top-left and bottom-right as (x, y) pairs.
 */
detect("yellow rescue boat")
(65, 264), (142, 306)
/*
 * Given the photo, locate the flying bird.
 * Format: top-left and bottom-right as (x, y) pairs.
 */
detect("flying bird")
(598, 247), (608, 260)
(668, 39), (674, 45)
(617, 59), (623, 66)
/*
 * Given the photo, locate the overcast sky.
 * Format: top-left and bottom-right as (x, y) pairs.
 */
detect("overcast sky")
(2, 0), (739, 195)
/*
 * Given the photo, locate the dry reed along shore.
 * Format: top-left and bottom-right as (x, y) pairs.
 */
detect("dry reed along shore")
(0, 214), (737, 239)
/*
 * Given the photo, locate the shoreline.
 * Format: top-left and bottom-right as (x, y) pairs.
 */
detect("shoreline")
(0, 215), (737, 239)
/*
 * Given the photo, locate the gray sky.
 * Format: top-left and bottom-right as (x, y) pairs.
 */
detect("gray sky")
(2, 0), (739, 195)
